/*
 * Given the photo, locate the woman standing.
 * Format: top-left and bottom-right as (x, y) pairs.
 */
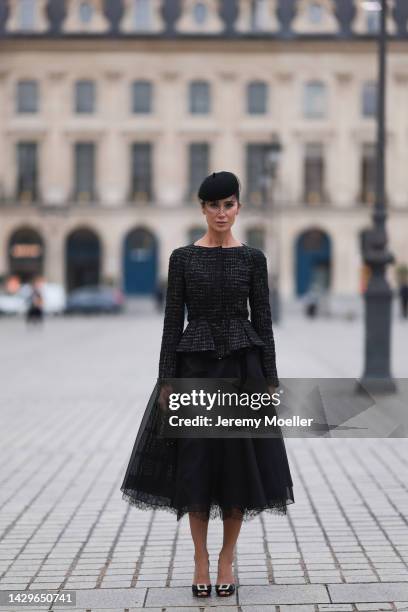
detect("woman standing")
(121, 171), (295, 598)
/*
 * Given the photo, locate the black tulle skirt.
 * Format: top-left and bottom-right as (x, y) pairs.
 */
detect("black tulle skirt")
(121, 346), (295, 521)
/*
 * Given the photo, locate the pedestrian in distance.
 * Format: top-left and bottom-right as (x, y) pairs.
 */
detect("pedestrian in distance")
(399, 281), (408, 319)
(26, 277), (44, 326)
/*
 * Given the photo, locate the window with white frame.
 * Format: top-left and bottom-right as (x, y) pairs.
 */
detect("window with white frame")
(121, 0), (164, 32)
(362, 81), (377, 117)
(247, 81), (268, 115)
(303, 81), (327, 118)
(193, 2), (208, 25)
(189, 143), (209, 199)
(304, 142), (325, 205)
(75, 80), (96, 114)
(292, 0), (338, 33)
(364, 1), (381, 32)
(307, 2), (324, 23)
(189, 81), (211, 114)
(352, 0), (395, 35)
(249, 0), (266, 31)
(360, 142), (376, 204)
(130, 142), (153, 202)
(78, 1), (94, 24)
(133, 0), (151, 29)
(16, 80), (39, 114)
(175, 0), (223, 33)
(16, 141), (38, 201)
(131, 81), (153, 114)
(246, 143), (275, 206)
(62, 0), (109, 33)
(246, 227), (265, 250)
(6, 0), (48, 33)
(235, 0), (278, 33)
(17, 0), (36, 30)
(74, 142), (96, 202)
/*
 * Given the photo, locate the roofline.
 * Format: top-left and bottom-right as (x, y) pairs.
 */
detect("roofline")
(0, 36), (407, 54)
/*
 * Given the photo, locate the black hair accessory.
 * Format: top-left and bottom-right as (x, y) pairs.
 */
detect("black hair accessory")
(198, 171), (240, 202)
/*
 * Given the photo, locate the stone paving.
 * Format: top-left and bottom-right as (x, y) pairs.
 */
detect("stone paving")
(0, 304), (407, 611)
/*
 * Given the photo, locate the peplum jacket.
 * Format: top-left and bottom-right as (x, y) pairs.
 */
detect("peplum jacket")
(158, 243), (279, 388)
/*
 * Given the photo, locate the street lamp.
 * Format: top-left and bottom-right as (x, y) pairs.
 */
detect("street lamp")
(359, 0), (396, 393)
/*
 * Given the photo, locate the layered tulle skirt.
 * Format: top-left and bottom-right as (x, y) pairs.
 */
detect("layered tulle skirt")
(121, 346), (294, 521)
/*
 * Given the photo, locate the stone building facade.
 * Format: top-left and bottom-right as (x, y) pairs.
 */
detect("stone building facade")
(0, 0), (407, 297)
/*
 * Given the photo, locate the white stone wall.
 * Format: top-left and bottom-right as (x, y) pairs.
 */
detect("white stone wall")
(0, 40), (407, 296)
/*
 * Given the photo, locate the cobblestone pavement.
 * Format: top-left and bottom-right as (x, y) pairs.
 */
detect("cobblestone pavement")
(0, 306), (407, 611)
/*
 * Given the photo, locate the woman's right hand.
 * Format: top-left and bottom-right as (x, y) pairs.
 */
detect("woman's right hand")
(158, 383), (173, 412)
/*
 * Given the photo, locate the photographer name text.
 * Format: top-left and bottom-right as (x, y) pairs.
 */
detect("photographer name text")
(168, 415), (313, 429)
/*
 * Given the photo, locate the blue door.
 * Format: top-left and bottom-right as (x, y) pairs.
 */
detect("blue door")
(123, 228), (157, 295)
(66, 228), (101, 291)
(295, 229), (331, 296)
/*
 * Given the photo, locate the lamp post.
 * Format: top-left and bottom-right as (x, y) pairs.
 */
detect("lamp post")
(359, 0), (396, 393)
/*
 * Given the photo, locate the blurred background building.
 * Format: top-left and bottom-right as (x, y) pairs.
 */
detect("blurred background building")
(0, 0), (407, 299)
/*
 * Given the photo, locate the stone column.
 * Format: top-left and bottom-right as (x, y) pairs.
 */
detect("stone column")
(276, 72), (299, 206)
(389, 71), (408, 208)
(331, 71), (358, 207)
(215, 70), (239, 171)
(100, 70), (127, 206)
(44, 217), (65, 284)
(280, 219), (296, 298)
(102, 222), (123, 285)
(156, 70), (183, 206)
(43, 70), (70, 205)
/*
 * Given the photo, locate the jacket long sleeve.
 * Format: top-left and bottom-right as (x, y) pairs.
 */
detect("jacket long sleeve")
(158, 248), (185, 380)
(249, 250), (279, 388)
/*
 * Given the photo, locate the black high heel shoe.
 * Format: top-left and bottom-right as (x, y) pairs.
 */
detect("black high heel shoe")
(191, 556), (211, 598)
(216, 558), (236, 597)
(215, 583), (236, 597)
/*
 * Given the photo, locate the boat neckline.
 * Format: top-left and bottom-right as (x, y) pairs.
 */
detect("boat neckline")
(191, 242), (246, 249)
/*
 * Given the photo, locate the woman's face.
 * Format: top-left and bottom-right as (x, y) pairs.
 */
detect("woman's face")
(201, 195), (241, 233)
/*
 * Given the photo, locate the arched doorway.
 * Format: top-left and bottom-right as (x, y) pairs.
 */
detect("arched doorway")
(295, 228), (331, 296)
(123, 227), (157, 295)
(8, 227), (44, 283)
(65, 228), (101, 291)
(187, 226), (206, 245)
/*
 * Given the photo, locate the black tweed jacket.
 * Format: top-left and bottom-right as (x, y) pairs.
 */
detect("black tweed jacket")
(158, 243), (279, 388)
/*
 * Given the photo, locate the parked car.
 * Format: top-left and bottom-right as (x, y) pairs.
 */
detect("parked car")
(41, 283), (66, 315)
(0, 291), (27, 315)
(65, 286), (124, 314)
(20, 282), (66, 315)
(0, 282), (67, 316)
